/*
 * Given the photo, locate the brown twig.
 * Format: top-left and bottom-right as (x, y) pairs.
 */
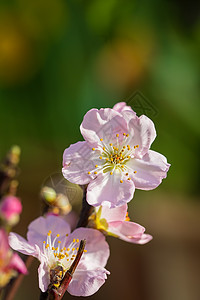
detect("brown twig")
(76, 185), (93, 228)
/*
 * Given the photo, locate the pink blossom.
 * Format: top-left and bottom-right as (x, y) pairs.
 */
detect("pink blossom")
(0, 196), (22, 225)
(89, 204), (152, 244)
(0, 229), (27, 287)
(62, 103), (170, 208)
(9, 215), (110, 296)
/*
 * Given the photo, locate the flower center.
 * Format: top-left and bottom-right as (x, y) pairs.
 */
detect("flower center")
(88, 133), (138, 182)
(43, 231), (87, 271)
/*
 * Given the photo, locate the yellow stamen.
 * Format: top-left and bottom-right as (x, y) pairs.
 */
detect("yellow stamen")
(126, 134), (129, 137)
(99, 156), (102, 159)
(76, 239), (79, 243)
(94, 171), (97, 174)
(100, 138), (103, 141)
(56, 234), (60, 237)
(45, 244), (49, 248)
(110, 143), (112, 146)
(92, 148), (95, 151)
(84, 250), (87, 253)
(95, 165), (98, 168)
(73, 239), (76, 243)
(116, 134), (119, 137)
(123, 133), (126, 136)
(58, 241), (61, 244)
(120, 180), (123, 183)
(43, 241), (46, 244)
(88, 171), (91, 174)
(110, 172), (113, 175)
(128, 178), (131, 180)
(134, 171), (137, 174)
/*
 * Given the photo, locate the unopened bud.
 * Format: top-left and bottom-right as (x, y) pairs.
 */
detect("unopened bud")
(41, 187), (57, 203)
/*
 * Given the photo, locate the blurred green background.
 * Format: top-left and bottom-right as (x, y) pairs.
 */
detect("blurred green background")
(0, 0), (200, 299)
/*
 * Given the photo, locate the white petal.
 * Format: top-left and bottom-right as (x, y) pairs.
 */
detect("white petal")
(87, 171), (135, 208)
(27, 215), (71, 250)
(62, 141), (101, 184)
(128, 150), (170, 190)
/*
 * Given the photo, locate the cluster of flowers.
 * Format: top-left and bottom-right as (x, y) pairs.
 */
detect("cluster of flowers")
(0, 147), (27, 289)
(8, 102), (170, 298)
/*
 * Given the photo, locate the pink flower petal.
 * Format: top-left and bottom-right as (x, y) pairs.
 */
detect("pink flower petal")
(108, 221), (152, 244)
(113, 102), (137, 122)
(127, 115), (156, 157)
(99, 204), (127, 222)
(27, 215), (71, 250)
(80, 108), (128, 144)
(38, 258), (49, 292)
(9, 233), (38, 257)
(67, 228), (110, 268)
(113, 102), (133, 113)
(87, 172), (135, 208)
(128, 150), (170, 190)
(10, 253), (28, 274)
(68, 268), (109, 296)
(62, 141), (100, 184)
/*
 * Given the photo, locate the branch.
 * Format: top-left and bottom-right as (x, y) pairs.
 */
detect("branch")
(76, 185), (93, 228)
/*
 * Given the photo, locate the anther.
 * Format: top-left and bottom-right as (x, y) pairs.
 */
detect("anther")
(58, 241), (61, 244)
(116, 134), (119, 137)
(120, 180), (123, 183)
(95, 165), (98, 168)
(84, 250), (87, 253)
(123, 133), (126, 136)
(110, 143), (112, 146)
(56, 234), (60, 237)
(92, 148), (95, 151)
(65, 234), (68, 237)
(88, 171), (91, 174)
(128, 178), (131, 180)
(73, 239), (76, 243)
(76, 239), (79, 242)
(99, 156), (102, 159)
(100, 138), (103, 141)
(43, 241), (46, 244)
(126, 134), (129, 137)
(110, 172), (113, 175)
(94, 171), (97, 174)
(134, 171), (137, 174)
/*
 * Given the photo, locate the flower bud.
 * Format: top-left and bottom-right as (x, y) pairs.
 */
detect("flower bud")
(0, 195), (22, 226)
